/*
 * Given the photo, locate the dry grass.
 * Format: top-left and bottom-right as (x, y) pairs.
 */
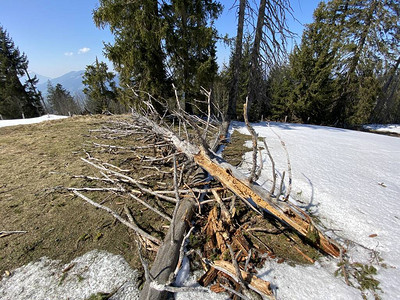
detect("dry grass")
(0, 115), (165, 278)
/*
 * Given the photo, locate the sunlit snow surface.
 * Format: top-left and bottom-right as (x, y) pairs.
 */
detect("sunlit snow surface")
(0, 114), (68, 128)
(177, 121), (400, 300)
(233, 122), (400, 300)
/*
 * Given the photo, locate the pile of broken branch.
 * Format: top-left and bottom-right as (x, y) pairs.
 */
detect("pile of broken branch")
(67, 90), (343, 300)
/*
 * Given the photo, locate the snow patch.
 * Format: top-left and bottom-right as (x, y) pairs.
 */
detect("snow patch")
(0, 250), (140, 300)
(0, 114), (68, 128)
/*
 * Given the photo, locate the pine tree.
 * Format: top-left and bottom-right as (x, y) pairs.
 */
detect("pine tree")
(93, 0), (169, 104)
(0, 26), (43, 119)
(47, 83), (80, 115)
(162, 0), (222, 114)
(286, 3), (337, 124)
(272, 0), (400, 126)
(267, 64), (294, 122)
(327, 0), (400, 125)
(83, 58), (117, 113)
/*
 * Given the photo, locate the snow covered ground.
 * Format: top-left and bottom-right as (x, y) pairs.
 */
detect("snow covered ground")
(177, 121), (400, 299)
(0, 114), (68, 128)
(1, 120), (399, 299)
(231, 121), (400, 299)
(363, 124), (400, 135)
(0, 250), (140, 300)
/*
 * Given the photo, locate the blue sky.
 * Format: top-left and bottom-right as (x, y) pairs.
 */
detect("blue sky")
(0, 0), (322, 78)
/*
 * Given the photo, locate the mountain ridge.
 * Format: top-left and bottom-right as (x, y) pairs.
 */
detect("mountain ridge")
(34, 70), (85, 96)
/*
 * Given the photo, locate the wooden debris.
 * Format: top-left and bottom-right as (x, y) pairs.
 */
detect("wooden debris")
(212, 260), (275, 299)
(0, 230), (27, 238)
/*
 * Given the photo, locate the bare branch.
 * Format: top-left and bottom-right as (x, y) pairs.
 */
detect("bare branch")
(72, 190), (160, 245)
(262, 138), (277, 196)
(268, 124), (292, 200)
(243, 97), (259, 183)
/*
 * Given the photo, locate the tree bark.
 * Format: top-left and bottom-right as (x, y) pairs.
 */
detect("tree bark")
(247, 0), (266, 116)
(139, 196), (196, 300)
(227, 0), (246, 120)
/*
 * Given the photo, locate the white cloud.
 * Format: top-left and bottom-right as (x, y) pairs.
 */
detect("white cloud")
(64, 52), (74, 56)
(78, 47), (90, 54)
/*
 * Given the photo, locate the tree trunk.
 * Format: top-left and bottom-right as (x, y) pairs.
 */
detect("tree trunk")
(227, 0), (246, 121)
(247, 0), (266, 117)
(132, 111), (341, 258)
(139, 196), (196, 300)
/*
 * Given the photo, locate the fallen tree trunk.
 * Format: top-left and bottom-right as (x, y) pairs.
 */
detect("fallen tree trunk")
(132, 111), (341, 258)
(194, 149), (340, 257)
(139, 167), (207, 300)
(139, 197), (196, 300)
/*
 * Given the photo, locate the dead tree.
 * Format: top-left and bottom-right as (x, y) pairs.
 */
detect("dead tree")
(68, 90), (343, 300)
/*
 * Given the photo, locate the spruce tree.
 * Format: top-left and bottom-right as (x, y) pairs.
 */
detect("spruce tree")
(162, 0), (222, 114)
(47, 83), (80, 115)
(93, 0), (169, 105)
(83, 58), (117, 113)
(0, 26), (43, 119)
(287, 3), (337, 124)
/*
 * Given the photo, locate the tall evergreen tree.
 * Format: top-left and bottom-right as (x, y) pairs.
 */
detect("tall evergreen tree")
(83, 58), (117, 113)
(269, 0), (400, 126)
(0, 26), (43, 119)
(286, 3), (337, 124)
(47, 83), (80, 115)
(327, 0), (400, 125)
(93, 0), (169, 104)
(162, 0), (222, 114)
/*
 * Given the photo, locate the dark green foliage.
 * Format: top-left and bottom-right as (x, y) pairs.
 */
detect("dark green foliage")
(93, 0), (169, 105)
(83, 58), (117, 113)
(47, 83), (81, 115)
(335, 259), (381, 299)
(266, 0), (400, 126)
(162, 0), (222, 114)
(0, 26), (43, 119)
(93, 0), (221, 114)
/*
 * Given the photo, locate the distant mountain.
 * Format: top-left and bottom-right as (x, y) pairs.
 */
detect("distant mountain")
(36, 70), (85, 96)
(28, 72), (52, 85)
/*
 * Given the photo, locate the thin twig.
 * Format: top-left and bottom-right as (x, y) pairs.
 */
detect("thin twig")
(172, 227), (194, 282)
(228, 244), (246, 289)
(128, 193), (172, 222)
(72, 190), (160, 245)
(269, 124), (292, 200)
(243, 97), (259, 183)
(0, 230), (27, 238)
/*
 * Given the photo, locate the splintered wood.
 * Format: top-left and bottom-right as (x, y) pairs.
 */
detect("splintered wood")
(194, 149), (341, 258)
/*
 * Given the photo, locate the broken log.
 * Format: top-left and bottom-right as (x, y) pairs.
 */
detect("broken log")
(194, 149), (340, 257)
(211, 260), (275, 299)
(139, 197), (196, 300)
(139, 167), (207, 300)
